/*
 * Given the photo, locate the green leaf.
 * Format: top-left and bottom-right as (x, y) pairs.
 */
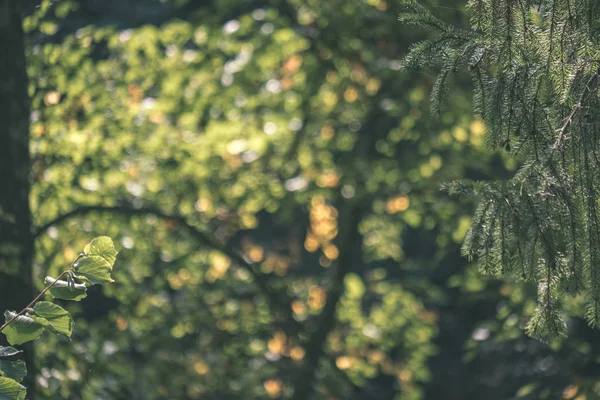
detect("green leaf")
(0, 348), (21, 358)
(0, 376), (26, 399)
(75, 237), (118, 285)
(32, 302), (73, 337)
(44, 276), (87, 301)
(0, 360), (26, 383)
(1, 312), (46, 346)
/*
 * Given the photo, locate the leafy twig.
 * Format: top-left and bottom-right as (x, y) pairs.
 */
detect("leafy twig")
(0, 254), (84, 333)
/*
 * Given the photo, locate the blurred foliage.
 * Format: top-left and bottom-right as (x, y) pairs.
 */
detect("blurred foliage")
(8, 0), (600, 399)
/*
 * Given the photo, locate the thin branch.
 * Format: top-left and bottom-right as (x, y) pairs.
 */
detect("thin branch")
(0, 269), (71, 333)
(35, 203), (360, 392)
(553, 68), (600, 149)
(34, 205), (289, 316)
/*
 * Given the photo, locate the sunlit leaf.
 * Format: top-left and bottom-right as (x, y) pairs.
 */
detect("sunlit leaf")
(0, 376), (26, 400)
(32, 302), (73, 337)
(1, 312), (47, 346)
(75, 237), (118, 285)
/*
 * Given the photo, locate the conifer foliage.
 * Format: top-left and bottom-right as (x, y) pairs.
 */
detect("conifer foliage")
(400, 1), (600, 341)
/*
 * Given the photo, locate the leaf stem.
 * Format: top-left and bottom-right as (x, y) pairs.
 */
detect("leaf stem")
(0, 254), (84, 333)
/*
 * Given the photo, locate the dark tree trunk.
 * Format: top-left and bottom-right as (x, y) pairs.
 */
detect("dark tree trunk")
(0, 0), (36, 395)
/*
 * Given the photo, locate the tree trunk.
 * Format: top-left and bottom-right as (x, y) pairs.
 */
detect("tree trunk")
(0, 0), (36, 395)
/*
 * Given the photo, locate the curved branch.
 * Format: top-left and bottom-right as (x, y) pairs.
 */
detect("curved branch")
(34, 204), (360, 392)
(34, 205), (286, 315)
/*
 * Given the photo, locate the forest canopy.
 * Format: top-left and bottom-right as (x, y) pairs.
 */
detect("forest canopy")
(1, 0), (600, 399)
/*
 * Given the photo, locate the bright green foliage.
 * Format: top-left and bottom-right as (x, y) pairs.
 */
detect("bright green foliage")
(2, 313), (47, 347)
(0, 347), (27, 393)
(22, 1), (492, 398)
(75, 237), (118, 285)
(0, 348), (26, 400)
(0, 237), (117, 400)
(400, 0), (600, 341)
(0, 377), (26, 400)
(31, 302), (74, 337)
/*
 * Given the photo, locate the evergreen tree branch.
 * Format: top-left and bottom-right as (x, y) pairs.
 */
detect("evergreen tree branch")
(553, 67), (600, 149)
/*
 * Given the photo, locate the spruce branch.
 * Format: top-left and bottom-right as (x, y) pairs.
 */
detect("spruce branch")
(553, 68), (600, 149)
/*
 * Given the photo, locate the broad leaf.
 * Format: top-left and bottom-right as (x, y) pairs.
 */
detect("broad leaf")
(1, 312), (46, 346)
(75, 237), (118, 285)
(0, 376), (26, 400)
(0, 348), (20, 359)
(0, 360), (26, 383)
(44, 276), (87, 301)
(32, 302), (73, 337)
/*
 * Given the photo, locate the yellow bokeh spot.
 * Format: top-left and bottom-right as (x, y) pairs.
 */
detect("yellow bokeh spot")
(116, 316), (128, 331)
(323, 243), (339, 260)
(398, 369), (413, 382)
(290, 346), (305, 360)
(248, 245), (264, 262)
(317, 171), (339, 188)
(292, 301), (306, 316)
(304, 232), (319, 252)
(335, 356), (357, 370)
(195, 197), (212, 212)
(420, 163), (434, 178)
(470, 119), (486, 136)
(282, 54), (303, 74)
(211, 254), (231, 278)
(263, 379), (283, 398)
(452, 216), (471, 243)
(429, 154), (442, 170)
(368, 350), (385, 364)
(320, 125), (335, 139)
(308, 286), (326, 310)
(168, 273), (183, 290)
(241, 214), (258, 229)
(171, 324), (185, 338)
(44, 91), (61, 105)
(344, 87), (359, 103)
(366, 78), (381, 95)
(562, 384), (579, 399)
(32, 124), (45, 137)
(193, 361), (209, 376)
(322, 91), (338, 109)
(386, 195), (410, 214)
(178, 268), (191, 281)
(63, 247), (76, 262)
(452, 126), (468, 142)
(376, 0), (388, 10)
(149, 112), (164, 124)
(268, 332), (287, 355)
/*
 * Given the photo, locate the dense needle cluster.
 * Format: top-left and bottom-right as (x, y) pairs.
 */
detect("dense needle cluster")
(400, 0), (600, 341)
